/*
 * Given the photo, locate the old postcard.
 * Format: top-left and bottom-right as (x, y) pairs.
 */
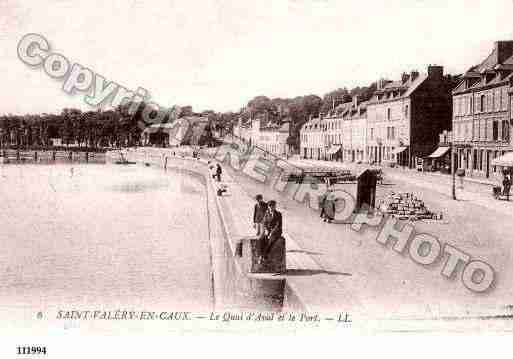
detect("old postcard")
(1, 0), (512, 357)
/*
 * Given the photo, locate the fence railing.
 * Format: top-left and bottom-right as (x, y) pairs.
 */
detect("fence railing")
(0, 149), (106, 164)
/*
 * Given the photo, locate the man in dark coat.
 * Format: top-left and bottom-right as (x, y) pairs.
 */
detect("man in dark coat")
(503, 171), (511, 200)
(261, 200), (283, 259)
(216, 163), (222, 182)
(253, 194), (268, 236)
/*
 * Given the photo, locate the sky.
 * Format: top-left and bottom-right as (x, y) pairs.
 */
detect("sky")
(1, 0), (513, 115)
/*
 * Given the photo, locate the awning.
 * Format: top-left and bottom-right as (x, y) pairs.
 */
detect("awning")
(393, 146), (408, 155)
(428, 146), (450, 158)
(327, 145), (342, 155)
(492, 152), (513, 167)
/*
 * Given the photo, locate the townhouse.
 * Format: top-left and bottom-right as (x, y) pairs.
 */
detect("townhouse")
(300, 96), (368, 162)
(300, 117), (327, 160)
(323, 104), (347, 161)
(253, 119), (291, 157)
(341, 97), (368, 163)
(366, 65), (456, 167)
(452, 41), (513, 179)
(233, 116), (291, 157)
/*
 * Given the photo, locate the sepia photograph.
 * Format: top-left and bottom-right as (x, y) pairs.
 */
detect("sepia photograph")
(1, 0), (513, 356)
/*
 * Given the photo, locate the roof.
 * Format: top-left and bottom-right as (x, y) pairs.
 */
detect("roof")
(454, 41), (513, 94)
(369, 73), (429, 104)
(141, 116), (209, 141)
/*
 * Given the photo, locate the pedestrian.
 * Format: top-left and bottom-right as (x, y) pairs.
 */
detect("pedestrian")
(319, 190), (328, 222)
(253, 194), (268, 236)
(503, 170), (511, 200)
(324, 189), (337, 223)
(216, 163), (222, 182)
(260, 200), (283, 262)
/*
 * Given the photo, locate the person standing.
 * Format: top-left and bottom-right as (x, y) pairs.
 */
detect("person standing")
(216, 163), (222, 182)
(503, 170), (511, 200)
(319, 190), (328, 222)
(324, 189), (336, 223)
(253, 194), (268, 236)
(261, 200), (283, 259)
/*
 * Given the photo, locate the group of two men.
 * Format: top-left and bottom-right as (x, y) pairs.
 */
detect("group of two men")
(252, 194), (282, 262)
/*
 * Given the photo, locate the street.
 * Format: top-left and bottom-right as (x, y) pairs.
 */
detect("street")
(226, 158), (513, 318)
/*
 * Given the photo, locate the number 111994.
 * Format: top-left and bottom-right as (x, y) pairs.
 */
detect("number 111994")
(17, 346), (47, 355)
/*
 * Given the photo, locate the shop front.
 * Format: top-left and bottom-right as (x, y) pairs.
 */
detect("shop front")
(426, 146), (451, 173)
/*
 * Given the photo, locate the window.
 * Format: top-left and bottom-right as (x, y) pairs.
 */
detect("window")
(502, 120), (510, 142)
(404, 105), (409, 118)
(493, 121), (499, 141)
(469, 96), (473, 113)
(387, 108), (391, 120)
(480, 94), (485, 112)
(370, 128), (374, 139)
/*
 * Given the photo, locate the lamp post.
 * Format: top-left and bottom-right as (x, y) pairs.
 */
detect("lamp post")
(451, 137), (456, 200)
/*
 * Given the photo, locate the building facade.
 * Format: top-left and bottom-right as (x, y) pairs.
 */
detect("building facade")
(366, 65), (456, 167)
(300, 117), (327, 160)
(341, 97), (368, 163)
(141, 116), (212, 147)
(452, 41), (513, 179)
(233, 117), (291, 157)
(252, 119), (291, 157)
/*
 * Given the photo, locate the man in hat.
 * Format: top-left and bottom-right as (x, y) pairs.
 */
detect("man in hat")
(261, 200), (283, 260)
(253, 194), (268, 236)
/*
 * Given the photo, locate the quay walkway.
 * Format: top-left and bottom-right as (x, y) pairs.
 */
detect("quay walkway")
(113, 148), (354, 314)
(109, 147), (513, 331)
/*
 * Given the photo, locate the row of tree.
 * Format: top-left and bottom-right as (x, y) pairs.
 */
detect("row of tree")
(0, 102), (221, 150)
(0, 105), (142, 150)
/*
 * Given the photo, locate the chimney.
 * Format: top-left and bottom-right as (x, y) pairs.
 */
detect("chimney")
(352, 95), (359, 108)
(495, 41), (513, 65)
(410, 70), (419, 81)
(377, 78), (386, 90)
(401, 72), (410, 84)
(427, 65), (443, 79)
